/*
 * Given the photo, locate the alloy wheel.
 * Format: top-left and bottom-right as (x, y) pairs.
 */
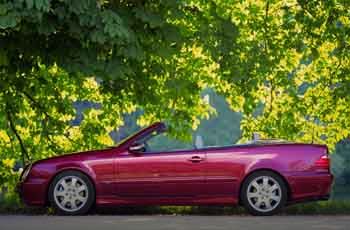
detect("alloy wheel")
(246, 175), (282, 213)
(53, 176), (89, 213)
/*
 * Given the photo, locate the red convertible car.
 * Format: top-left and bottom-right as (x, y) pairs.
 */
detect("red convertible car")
(18, 122), (333, 215)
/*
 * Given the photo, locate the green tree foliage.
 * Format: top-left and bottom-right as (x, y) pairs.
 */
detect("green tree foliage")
(207, 0), (350, 149)
(0, 0), (220, 166)
(0, 0), (219, 199)
(195, 89), (242, 147)
(0, 0), (350, 204)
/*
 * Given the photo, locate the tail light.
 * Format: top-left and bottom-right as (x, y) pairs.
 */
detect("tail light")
(314, 155), (330, 172)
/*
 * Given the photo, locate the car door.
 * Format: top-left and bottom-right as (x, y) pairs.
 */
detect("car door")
(204, 147), (244, 197)
(115, 131), (206, 198)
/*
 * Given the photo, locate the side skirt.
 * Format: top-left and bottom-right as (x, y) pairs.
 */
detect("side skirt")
(96, 195), (237, 207)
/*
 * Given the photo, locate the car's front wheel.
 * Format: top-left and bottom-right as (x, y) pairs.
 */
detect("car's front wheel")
(241, 170), (287, 216)
(48, 170), (95, 215)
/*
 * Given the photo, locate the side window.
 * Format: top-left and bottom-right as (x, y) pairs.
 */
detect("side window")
(145, 132), (193, 153)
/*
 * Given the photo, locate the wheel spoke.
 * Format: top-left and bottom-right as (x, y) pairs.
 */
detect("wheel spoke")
(246, 175), (282, 213)
(60, 180), (68, 190)
(55, 190), (66, 197)
(60, 197), (69, 207)
(71, 178), (77, 187)
(53, 175), (89, 212)
(70, 200), (77, 209)
(269, 184), (278, 192)
(251, 181), (261, 191)
(77, 193), (87, 202)
(270, 194), (281, 202)
(255, 198), (262, 208)
(263, 177), (269, 187)
(77, 185), (87, 193)
(247, 191), (259, 199)
(265, 200), (272, 209)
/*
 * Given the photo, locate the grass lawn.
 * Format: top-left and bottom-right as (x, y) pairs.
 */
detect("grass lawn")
(1, 185), (350, 215)
(1, 200), (350, 215)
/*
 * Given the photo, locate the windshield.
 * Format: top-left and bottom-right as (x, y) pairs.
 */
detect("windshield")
(115, 126), (150, 147)
(115, 123), (166, 147)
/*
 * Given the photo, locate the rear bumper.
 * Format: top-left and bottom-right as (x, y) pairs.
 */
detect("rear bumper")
(286, 173), (333, 202)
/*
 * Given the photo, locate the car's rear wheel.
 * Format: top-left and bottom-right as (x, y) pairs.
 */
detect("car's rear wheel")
(240, 170), (287, 216)
(48, 170), (95, 215)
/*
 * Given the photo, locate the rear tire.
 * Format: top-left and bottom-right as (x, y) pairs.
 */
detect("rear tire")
(48, 170), (95, 215)
(240, 170), (287, 216)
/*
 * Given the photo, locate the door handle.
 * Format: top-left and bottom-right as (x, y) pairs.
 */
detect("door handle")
(188, 155), (204, 163)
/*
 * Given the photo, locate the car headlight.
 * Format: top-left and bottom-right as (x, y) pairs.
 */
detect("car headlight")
(20, 164), (32, 182)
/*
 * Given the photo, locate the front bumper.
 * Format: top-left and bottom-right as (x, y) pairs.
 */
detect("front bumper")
(16, 182), (31, 206)
(16, 181), (47, 206)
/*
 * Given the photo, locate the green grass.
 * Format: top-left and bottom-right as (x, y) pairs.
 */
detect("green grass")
(332, 185), (350, 201)
(96, 200), (350, 215)
(284, 200), (350, 215)
(2, 200), (350, 215)
(2, 184), (350, 215)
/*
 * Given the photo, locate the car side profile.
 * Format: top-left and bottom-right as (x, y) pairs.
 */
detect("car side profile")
(17, 122), (333, 215)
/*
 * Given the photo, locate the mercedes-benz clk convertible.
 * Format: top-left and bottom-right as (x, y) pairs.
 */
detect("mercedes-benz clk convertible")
(17, 122), (333, 215)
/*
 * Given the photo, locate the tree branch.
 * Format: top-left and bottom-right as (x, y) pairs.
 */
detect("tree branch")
(263, 0), (270, 55)
(269, 79), (274, 115)
(20, 90), (78, 153)
(6, 104), (30, 164)
(21, 90), (52, 122)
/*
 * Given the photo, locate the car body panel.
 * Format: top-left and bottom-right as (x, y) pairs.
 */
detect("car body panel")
(17, 122), (333, 208)
(116, 149), (206, 197)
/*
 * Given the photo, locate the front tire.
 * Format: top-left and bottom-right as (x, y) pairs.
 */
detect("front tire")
(240, 170), (287, 216)
(48, 170), (95, 215)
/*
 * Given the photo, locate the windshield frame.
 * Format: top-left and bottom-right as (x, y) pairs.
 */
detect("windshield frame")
(115, 122), (166, 148)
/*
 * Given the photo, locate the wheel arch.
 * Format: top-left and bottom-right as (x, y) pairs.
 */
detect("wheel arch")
(45, 167), (96, 206)
(238, 168), (291, 205)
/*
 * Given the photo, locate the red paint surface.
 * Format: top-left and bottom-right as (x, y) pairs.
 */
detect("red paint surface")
(18, 122), (333, 207)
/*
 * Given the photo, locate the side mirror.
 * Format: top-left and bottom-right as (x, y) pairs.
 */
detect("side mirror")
(129, 143), (145, 153)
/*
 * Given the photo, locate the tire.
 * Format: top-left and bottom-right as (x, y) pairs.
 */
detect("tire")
(240, 170), (287, 216)
(48, 170), (95, 215)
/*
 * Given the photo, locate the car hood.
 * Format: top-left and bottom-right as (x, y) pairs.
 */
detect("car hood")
(32, 147), (117, 165)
